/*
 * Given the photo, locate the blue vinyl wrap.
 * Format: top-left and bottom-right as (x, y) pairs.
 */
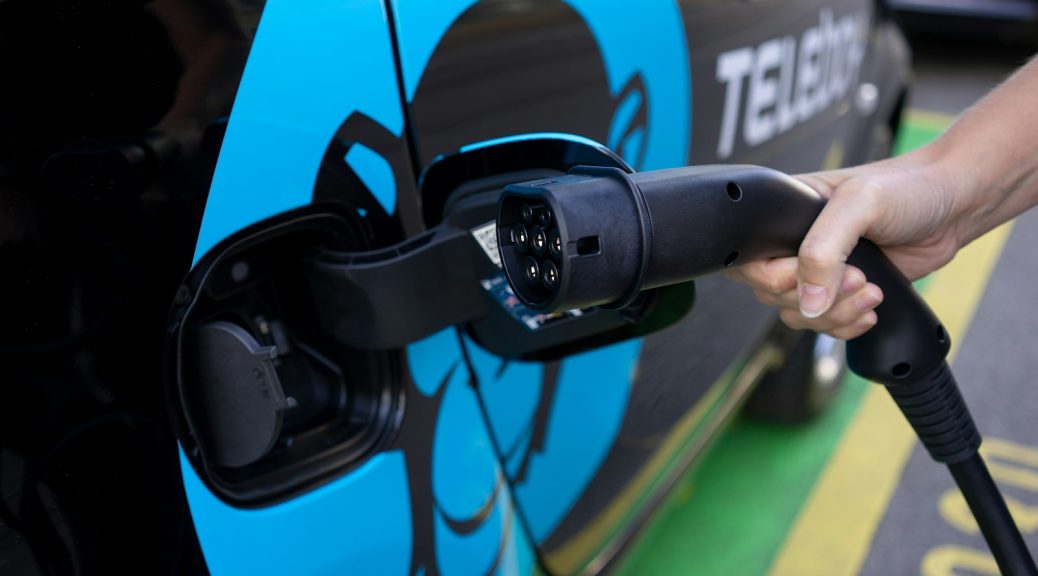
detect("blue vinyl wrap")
(192, 0), (404, 265)
(391, 0), (691, 546)
(345, 143), (398, 215)
(465, 338), (638, 541)
(186, 0), (690, 572)
(409, 331), (537, 576)
(180, 449), (413, 575)
(184, 1), (428, 573)
(185, 0), (536, 573)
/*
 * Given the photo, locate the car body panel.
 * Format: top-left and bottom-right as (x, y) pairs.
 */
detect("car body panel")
(0, 0), (909, 574)
(393, 2), (692, 566)
(180, 1), (535, 574)
(399, 0), (901, 571)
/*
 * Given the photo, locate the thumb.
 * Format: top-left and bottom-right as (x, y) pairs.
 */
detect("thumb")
(796, 182), (879, 318)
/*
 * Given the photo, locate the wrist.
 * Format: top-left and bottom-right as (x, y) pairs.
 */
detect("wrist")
(917, 136), (988, 248)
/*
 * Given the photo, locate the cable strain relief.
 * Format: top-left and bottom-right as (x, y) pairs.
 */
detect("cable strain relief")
(885, 361), (981, 464)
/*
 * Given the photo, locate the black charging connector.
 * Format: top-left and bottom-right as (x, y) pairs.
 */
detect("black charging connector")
(498, 165), (828, 311)
(497, 164), (1037, 575)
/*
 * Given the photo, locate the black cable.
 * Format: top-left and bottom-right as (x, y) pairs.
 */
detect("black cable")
(883, 362), (1036, 575)
(948, 455), (1038, 575)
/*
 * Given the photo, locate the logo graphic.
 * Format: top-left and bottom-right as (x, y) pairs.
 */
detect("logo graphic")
(186, 1), (691, 574)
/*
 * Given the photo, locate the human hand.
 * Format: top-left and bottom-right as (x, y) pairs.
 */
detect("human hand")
(726, 147), (968, 339)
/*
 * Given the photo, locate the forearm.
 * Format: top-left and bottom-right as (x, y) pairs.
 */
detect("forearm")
(931, 55), (1038, 245)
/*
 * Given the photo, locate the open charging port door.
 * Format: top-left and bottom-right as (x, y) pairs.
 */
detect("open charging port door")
(167, 134), (695, 505)
(166, 205), (406, 504)
(418, 135), (696, 361)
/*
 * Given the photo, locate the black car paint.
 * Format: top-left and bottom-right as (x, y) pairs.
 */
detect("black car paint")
(0, 0), (909, 574)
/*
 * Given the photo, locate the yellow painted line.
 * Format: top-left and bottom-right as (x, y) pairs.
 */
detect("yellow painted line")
(922, 545), (1000, 576)
(767, 221), (1015, 576)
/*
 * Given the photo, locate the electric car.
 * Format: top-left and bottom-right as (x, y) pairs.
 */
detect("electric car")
(0, 0), (909, 574)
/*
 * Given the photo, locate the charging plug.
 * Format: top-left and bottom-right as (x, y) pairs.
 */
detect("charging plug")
(496, 163), (1037, 574)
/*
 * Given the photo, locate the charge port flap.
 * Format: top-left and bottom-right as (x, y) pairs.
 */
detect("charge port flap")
(185, 321), (296, 469)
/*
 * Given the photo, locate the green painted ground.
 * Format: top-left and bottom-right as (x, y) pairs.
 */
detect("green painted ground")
(614, 113), (950, 576)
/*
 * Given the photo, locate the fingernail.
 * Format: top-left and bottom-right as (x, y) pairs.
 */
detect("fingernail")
(799, 284), (829, 318)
